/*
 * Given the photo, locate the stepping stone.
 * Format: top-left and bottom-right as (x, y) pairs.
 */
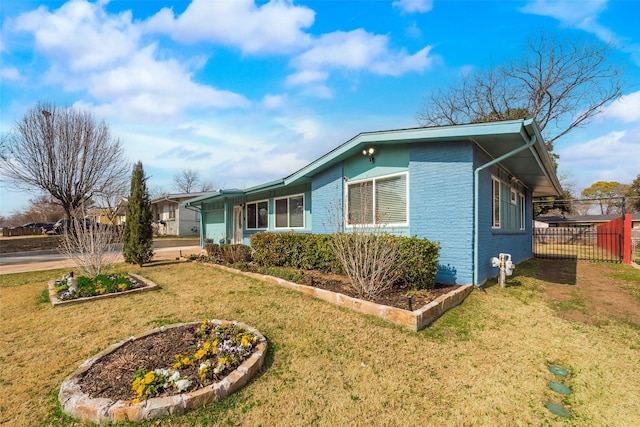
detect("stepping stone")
(549, 381), (572, 395)
(548, 365), (569, 376)
(545, 402), (571, 418)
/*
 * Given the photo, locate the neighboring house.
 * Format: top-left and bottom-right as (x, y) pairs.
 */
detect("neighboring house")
(151, 193), (208, 236)
(87, 198), (128, 226)
(536, 214), (640, 229)
(185, 119), (561, 286)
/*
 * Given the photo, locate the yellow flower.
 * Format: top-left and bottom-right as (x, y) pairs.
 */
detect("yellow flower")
(132, 398), (141, 404)
(143, 372), (155, 384)
(182, 357), (193, 366)
(194, 349), (206, 360)
(218, 357), (227, 365)
(135, 385), (145, 396)
(173, 362), (182, 369)
(203, 342), (211, 351)
(241, 336), (250, 347)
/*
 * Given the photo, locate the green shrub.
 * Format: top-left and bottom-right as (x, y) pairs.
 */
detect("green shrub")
(250, 232), (340, 273)
(397, 236), (441, 289)
(249, 232), (440, 289)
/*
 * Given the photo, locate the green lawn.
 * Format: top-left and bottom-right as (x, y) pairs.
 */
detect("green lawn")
(1, 260), (639, 426)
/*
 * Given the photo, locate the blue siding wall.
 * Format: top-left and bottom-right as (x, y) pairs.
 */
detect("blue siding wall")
(203, 208), (226, 242)
(409, 141), (475, 285)
(475, 148), (533, 285)
(311, 163), (344, 234)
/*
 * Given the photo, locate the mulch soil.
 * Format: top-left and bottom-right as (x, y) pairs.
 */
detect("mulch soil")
(77, 264), (458, 402)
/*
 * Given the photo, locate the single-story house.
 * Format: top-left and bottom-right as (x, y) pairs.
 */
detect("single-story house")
(185, 119), (562, 287)
(151, 193), (208, 236)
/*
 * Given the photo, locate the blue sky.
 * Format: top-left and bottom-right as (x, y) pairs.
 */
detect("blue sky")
(1, 0), (639, 216)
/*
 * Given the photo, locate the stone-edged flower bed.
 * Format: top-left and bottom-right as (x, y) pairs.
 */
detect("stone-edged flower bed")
(207, 263), (474, 331)
(48, 272), (159, 306)
(59, 320), (267, 424)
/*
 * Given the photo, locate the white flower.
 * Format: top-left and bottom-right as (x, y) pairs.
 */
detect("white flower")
(154, 368), (170, 377)
(174, 378), (193, 392)
(169, 371), (181, 383)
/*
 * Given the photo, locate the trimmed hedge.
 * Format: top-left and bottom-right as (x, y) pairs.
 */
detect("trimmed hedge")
(250, 232), (341, 273)
(249, 232), (440, 289)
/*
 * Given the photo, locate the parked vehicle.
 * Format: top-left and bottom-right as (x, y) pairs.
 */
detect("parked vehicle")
(51, 218), (116, 235)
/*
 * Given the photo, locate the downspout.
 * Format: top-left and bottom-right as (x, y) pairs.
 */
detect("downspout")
(473, 135), (537, 290)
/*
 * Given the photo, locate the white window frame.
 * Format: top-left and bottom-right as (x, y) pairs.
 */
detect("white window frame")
(245, 199), (269, 230)
(519, 193), (526, 230)
(510, 188), (517, 205)
(274, 194), (305, 229)
(346, 172), (409, 227)
(492, 176), (501, 229)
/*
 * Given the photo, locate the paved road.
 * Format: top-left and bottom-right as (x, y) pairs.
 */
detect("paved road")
(0, 246), (203, 275)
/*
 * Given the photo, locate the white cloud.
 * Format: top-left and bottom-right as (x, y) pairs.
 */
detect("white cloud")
(558, 127), (640, 188)
(143, 0), (315, 54)
(83, 45), (249, 119)
(601, 91), (640, 123)
(289, 29), (435, 88)
(262, 94), (287, 109)
(13, 1), (139, 71)
(393, 0), (434, 14)
(286, 70), (329, 86)
(0, 67), (21, 81)
(521, 0), (614, 42)
(276, 117), (322, 141)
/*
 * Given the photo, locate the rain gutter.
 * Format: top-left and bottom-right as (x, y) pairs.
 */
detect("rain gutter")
(473, 134), (537, 289)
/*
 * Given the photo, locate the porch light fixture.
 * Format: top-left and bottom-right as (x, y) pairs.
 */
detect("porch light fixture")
(362, 147), (376, 163)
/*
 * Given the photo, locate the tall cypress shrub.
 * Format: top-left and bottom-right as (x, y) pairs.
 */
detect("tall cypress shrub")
(123, 161), (154, 266)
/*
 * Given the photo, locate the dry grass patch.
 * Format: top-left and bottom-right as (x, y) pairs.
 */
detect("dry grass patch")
(0, 261), (639, 426)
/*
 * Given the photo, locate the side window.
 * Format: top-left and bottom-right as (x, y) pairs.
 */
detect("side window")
(519, 193), (526, 230)
(492, 176), (501, 229)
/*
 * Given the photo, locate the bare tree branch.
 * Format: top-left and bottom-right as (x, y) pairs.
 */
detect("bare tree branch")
(1, 102), (129, 219)
(417, 33), (626, 154)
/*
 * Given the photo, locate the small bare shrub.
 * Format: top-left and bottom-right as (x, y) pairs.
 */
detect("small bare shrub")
(58, 207), (122, 277)
(325, 188), (404, 299)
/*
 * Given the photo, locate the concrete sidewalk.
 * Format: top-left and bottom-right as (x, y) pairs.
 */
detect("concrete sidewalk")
(0, 246), (203, 275)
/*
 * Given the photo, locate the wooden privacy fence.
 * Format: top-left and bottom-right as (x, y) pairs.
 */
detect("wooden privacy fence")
(2, 227), (44, 237)
(534, 214), (633, 264)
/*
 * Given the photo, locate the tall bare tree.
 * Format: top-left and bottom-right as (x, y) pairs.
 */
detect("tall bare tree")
(0, 102), (129, 219)
(417, 33), (626, 155)
(172, 168), (214, 193)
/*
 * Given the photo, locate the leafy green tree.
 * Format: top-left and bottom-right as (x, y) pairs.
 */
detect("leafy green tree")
(123, 161), (154, 266)
(629, 174), (640, 212)
(581, 181), (630, 215)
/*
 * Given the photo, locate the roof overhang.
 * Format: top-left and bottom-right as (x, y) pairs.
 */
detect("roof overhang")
(284, 119), (562, 197)
(182, 189), (244, 207)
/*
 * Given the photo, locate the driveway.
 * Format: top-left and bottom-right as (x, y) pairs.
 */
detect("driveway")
(0, 246), (203, 275)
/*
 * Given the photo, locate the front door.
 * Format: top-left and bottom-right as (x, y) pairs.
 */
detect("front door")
(233, 206), (243, 244)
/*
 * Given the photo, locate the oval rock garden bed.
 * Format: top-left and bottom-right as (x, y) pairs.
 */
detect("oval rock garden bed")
(48, 272), (159, 306)
(59, 320), (267, 424)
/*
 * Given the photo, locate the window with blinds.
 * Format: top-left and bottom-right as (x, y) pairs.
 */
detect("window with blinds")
(347, 173), (407, 225)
